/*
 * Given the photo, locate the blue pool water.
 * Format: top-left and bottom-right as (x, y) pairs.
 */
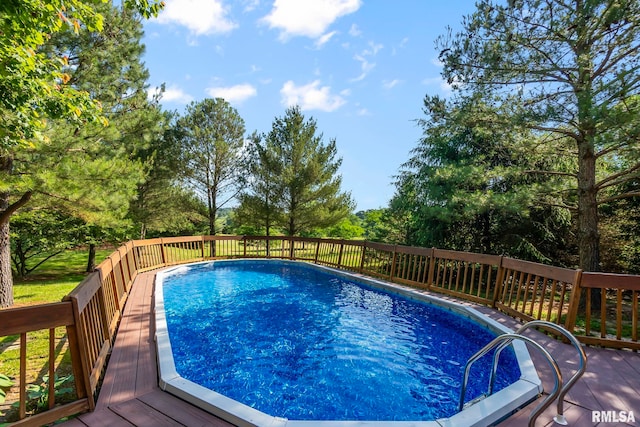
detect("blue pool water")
(161, 260), (521, 422)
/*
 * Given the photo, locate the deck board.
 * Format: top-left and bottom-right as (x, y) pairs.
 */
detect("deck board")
(138, 390), (234, 427)
(133, 274), (157, 396)
(60, 270), (640, 427)
(95, 276), (145, 409)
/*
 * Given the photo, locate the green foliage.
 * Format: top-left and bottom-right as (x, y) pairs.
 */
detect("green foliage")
(0, 0), (164, 307)
(437, 0), (640, 270)
(0, 374), (12, 408)
(0, 0), (103, 150)
(175, 98), (247, 235)
(129, 111), (208, 238)
(21, 374), (74, 412)
(239, 106), (354, 236)
(0, 0), (163, 150)
(392, 94), (574, 263)
(10, 210), (85, 277)
(322, 215), (364, 239)
(234, 132), (284, 236)
(356, 209), (404, 243)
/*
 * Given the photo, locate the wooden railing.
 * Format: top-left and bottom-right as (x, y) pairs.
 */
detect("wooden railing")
(1, 235), (639, 425)
(0, 303), (91, 426)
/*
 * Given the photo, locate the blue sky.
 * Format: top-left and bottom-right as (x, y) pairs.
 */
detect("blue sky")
(141, 0), (478, 211)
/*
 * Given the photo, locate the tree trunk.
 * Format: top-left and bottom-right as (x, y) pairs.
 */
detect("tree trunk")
(0, 192), (13, 308)
(86, 243), (97, 273)
(209, 189), (217, 257)
(573, 25), (601, 309)
(576, 138), (601, 310)
(266, 219), (271, 257)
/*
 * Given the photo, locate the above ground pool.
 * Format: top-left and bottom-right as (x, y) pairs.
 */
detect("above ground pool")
(155, 260), (541, 427)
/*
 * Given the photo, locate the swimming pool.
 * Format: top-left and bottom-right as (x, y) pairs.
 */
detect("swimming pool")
(155, 260), (541, 427)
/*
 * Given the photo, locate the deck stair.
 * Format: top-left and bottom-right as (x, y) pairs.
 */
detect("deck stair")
(459, 320), (587, 427)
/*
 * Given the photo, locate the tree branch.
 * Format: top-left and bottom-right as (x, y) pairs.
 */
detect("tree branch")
(0, 191), (33, 225)
(595, 161), (640, 190)
(523, 169), (576, 178)
(24, 250), (66, 277)
(599, 191), (640, 204)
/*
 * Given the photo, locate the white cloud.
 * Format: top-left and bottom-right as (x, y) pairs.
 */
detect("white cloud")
(280, 80), (346, 112)
(261, 0), (361, 41)
(315, 30), (338, 48)
(151, 85), (194, 104)
(206, 84), (257, 104)
(156, 0), (237, 36)
(351, 53), (375, 82)
(349, 23), (361, 37)
(392, 37), (409, 55)
(364, 41), (383, 56)
(383, 79), (401, 89)
(356, 108), (371, 116)
(242, 0), (260, 12)
(350, 41), (383, 82)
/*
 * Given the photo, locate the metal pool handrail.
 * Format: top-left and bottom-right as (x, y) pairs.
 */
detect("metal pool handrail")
(487, 320), (587, 426)
(459, 333), (563, 427)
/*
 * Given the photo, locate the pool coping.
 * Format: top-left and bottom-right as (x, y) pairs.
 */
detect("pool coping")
(154, 259), (542, 427)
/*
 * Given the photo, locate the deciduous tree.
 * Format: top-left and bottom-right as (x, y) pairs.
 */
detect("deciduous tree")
(176, 98), (247, 236)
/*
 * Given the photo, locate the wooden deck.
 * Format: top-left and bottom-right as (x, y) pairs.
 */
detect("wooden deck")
(61, 271), (640, 427)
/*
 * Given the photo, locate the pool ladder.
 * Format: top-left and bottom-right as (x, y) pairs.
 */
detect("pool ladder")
(459, 320), (587, 427)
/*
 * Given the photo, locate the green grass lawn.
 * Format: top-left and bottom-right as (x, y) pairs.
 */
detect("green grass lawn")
(12, 248), (113, 306)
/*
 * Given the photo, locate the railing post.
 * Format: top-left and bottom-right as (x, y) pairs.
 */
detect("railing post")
(315, 239), (321, 264)
(427, 248), (436, 289)
(390, 245), (398, 280)
(201, 235), (206, 260)
(160, 238), (167, 266)
(289, 237), (295, 260)
(65, 318), (92, 408)
(65, 295), (96, 410)
(132, 241), (140, 273)
(564, 269), (583, 332)
(492, 256), (505, 308)
(108, 258), (121, 312)
(337, 240), (345, 268)
(359, 242), (367, 273)
(243, 236), (247, 257)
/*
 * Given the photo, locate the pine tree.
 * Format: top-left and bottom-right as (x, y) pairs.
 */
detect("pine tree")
(235, 132), (284, 237)
(0, 1), (163, 306)
(393, 94), (574, 263)
(438, 0), (640, 271)
(261, 106), (354, 236)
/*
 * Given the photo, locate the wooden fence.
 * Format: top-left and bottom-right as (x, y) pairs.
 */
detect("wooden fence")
(1, 235), (639, 425)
